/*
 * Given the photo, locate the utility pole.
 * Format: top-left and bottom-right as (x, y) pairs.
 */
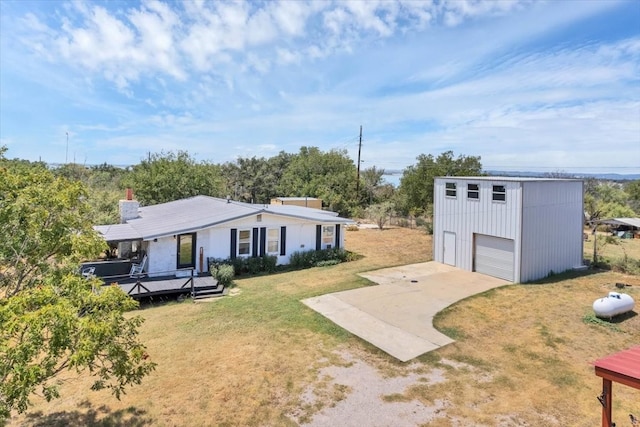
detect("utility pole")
(65, 132), (69, 164)
(356, 125), (362, 200)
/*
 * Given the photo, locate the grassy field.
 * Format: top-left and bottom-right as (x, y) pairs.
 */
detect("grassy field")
(584, 232), (640, 266)
(9, 227), (640, 426)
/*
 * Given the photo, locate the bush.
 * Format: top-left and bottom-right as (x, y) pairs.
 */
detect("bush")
(213, 264), (235, 286)
(610, 256), (640, 275)
(396, 218), (409, 228)
(230, 257), (247, 275)
(289, 250), (317, 269)
(262, 255), (278, 273)
(423, 221), (433, 235)
(289, 248), (353, 269)
(246, 257), (262, 275)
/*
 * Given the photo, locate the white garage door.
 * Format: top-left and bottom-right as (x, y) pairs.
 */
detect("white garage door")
(474, 234), (514, 281)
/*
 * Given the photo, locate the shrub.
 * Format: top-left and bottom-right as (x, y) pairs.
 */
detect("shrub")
(289, 248), (354, 269)
(396, 218), (409, 228)
(213, 264), (235, 286)
(230, 257), (247, 275)
(262, 255), (278, 273)
(289, 250), (317, 269)
(610, 255), (640, 275)
(423, 221), (433, 235)
(246, 257), (262, 275)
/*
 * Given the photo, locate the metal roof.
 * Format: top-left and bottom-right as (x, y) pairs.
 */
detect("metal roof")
(96, 195), (353, 242)
(596, 218), (640, 228)
(436, 176), (582, 182)
(93, 223), (142, 242)
(272, 197), (320, 201)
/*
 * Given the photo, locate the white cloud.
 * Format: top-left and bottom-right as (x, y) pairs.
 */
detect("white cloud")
(2, 0), (637, 174)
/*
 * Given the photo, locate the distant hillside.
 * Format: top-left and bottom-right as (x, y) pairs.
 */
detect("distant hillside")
(484, 171), (640, 181)
(382, 169), (639, 185)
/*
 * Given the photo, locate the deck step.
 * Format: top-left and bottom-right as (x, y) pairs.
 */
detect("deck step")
(192, 285), (226, 300)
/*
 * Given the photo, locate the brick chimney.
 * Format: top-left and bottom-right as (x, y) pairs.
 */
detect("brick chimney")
(119, 188), (140, 223)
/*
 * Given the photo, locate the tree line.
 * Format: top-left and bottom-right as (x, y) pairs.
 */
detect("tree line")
(6, 146), (640, 227)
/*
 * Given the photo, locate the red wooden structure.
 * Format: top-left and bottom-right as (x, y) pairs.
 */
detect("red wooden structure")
(593, 345), (640, 427)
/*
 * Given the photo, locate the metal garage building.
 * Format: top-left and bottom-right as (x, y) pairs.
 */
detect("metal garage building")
(433, 177), (584, 283)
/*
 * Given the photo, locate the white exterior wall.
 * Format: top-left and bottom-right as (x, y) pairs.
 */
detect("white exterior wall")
(146, 236), (176, 278)
(434, 177), (584, 283)
(144, 212), (346, 275)
(434, 178), (523, 277)
(520, 181), (584, 282)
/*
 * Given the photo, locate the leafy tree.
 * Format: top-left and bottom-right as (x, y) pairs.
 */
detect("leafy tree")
(0, 148), (155, 419)
(624, 179), (640, 214)
(51, 163), (91, 182)
(278, 147), (357, 216)
(359, 166), (393, 205)
(221, 154), (291, 204)
(597, 201), (636, 219)
(594, 182), (629, 205)
(365, 201), (395, 229)
(122, 151), (224, 205)
(584, 180), (638, 220)
(398, 151), (482, 215)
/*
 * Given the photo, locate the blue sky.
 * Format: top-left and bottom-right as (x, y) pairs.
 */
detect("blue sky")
(1, 0), (639, 177)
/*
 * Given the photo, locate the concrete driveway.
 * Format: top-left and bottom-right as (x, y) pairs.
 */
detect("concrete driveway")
(302, 262), (509, 362)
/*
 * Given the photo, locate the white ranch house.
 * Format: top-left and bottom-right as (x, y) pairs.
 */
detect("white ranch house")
(433, 177), (584, 283)
(93, 194), (353, 278)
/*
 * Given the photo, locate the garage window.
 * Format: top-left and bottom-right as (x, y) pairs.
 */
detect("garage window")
(492, 185), (506, 202)
(467, 183), (479, 200)
(445, 182), (457, 198)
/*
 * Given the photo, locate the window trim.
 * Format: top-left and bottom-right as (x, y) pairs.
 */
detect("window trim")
(492, 185), (506, 202)
(322, 225), (335, 248)
(467, 183), (479, 200)
(237, 229), (251, 256)
(266, 228), (280, 255)
(445, 182), (457, 198)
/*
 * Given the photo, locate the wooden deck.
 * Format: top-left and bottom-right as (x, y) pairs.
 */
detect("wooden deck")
(102, 274), (224, 299)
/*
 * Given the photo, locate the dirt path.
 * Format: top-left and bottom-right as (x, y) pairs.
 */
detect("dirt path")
(291, 350), (451, 427)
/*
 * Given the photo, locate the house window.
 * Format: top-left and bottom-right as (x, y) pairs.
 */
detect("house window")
(257, 214), (262, 222)
(467, 183), (479, 200)
(492, 185), (506, 202)
(445, 182), (457, 197)
(238, 229), (251, 255)
(322, 225), (334, 248)
(267, 228), (279, 254)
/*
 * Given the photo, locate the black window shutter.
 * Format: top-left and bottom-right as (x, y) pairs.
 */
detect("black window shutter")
(316, 225), (322, 251)
(335, 224), (341, 249)
(280, 226), (286, 256)
(252, 227), (259, 258)
(259, 227), (266, 257)
(230, 229), (237, 259)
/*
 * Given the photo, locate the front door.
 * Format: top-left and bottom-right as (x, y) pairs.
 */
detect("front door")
(443, 231), (456, 266)
(177, 233), (196, 270)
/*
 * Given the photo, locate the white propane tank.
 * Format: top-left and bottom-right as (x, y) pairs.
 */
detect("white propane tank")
(592, 292), (635, 319)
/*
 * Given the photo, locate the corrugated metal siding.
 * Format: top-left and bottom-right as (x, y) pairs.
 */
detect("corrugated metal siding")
(520, 181), (584, 282)
(434, 178), (522, 276)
